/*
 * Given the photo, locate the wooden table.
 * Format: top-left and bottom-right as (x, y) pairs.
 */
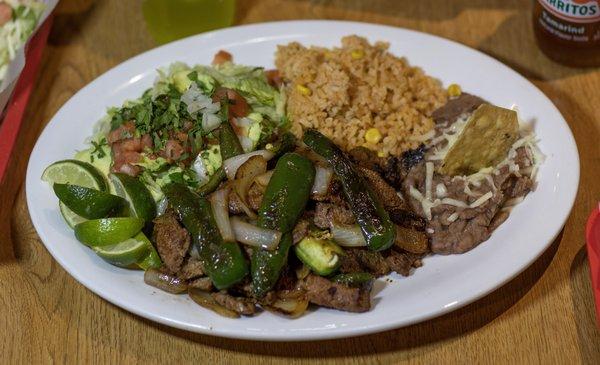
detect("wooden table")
(2, 0), (599, 363)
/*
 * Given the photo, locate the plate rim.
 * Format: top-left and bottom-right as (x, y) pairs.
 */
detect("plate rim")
(25, 19), (580, 341)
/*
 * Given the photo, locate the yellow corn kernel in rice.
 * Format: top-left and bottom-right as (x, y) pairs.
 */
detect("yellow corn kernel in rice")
(365, 128), (382, 144)
(351, 49), (364, 59)
(296, 84), (312, 96)
(448, 83), (462, 97)
(275, 35), (448, 156)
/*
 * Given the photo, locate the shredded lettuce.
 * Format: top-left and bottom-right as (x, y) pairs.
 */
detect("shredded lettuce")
(195, 63), (285, 122)
(84, 60), (286, 193)
(0, 1), (45, 81)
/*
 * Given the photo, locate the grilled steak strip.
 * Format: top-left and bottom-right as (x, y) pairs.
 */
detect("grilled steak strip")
(152, 209), (190, 274)
(303, 274), (371, 313)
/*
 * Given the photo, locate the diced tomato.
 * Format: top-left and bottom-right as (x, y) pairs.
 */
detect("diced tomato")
(212, 50), (233, 65)
(111, 149), (142, 176)
(107, 121), (136, 144)
(114, 163), (141, 176)
(174, 131), (188, 144)
(265, 69), (282, 88)
(182, 120), (194, 131)
(212, 87), (249, 118)
(141, 134), (153, 150)
(161, 140), (185, 162)
(0, 3), (12, 27)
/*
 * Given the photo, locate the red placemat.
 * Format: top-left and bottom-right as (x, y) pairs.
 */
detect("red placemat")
(0, 14), (53, 183)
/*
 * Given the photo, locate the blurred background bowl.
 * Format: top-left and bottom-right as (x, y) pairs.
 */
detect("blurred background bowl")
(0, 0), (59, 115)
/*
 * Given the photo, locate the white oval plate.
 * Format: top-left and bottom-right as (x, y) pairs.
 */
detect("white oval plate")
(26, 20), (579, 341)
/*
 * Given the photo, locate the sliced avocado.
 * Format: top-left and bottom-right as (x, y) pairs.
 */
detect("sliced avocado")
(192, 145), (222, 184)
(75, 144), (111, 177)
(294, 237), (344, 276)
(173, 70), (193, 93)
(247, 113), (263, 147)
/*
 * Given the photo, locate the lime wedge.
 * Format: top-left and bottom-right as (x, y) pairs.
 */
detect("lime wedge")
(60, 202), (87, 228)
(135, 232), (162, 270)
(94, 232), (151, 267)
(74, 217), (144, 247)
(109, 173), (157, 222)
(42, 159), (108, 191)
(53, 183), (125, 219)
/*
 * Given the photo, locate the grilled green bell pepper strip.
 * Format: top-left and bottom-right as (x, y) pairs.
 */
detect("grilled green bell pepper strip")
(218, 119), (244, 161)
(266, 132), (297, 159)
(196, 168), (226, 197)
(251, 153), (315, 297)
(197, 110), (244, 196)
(163, 183), (248, 289)
(303, 129), (396, 251)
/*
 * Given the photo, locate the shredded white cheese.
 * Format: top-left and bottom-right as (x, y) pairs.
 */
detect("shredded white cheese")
(485, 174), (496, 191)
(435, 183), (447, 198)
(411, 129), (436, 142)
(470, 191), (494, 208)
(425, 162), (434, 201)
(409, 185), (441, 221)
(463, 183), (479, 198)
(429, 114), (470, 161)
(413, 109), (543, 225)
(447, 212), (459, 223)
(440, 198), (469, 208)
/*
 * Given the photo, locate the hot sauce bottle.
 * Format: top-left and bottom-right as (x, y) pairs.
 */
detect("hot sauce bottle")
(533, 0), (600, 66)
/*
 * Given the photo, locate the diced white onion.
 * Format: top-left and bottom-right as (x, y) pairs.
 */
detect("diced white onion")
(192, 155), (210, 184)
(181, 83), (215, 115)
(201, 112), (221, 132)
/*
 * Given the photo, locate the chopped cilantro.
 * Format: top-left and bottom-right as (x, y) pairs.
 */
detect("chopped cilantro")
(90, 138), (107, 159)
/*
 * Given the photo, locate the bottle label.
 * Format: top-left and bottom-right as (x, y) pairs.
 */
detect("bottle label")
(538, 0), (600, 23)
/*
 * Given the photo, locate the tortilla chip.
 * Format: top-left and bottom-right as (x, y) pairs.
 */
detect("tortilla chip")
(440, 104), (519, 176)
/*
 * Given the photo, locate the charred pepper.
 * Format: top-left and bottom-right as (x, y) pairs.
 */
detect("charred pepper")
(251, 153), (315, 297)
(303, 129), (396, 251)
(163, 183), (248, 289)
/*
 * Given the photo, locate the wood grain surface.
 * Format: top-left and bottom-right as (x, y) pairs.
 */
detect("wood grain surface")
(2, 0), (599, 363)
